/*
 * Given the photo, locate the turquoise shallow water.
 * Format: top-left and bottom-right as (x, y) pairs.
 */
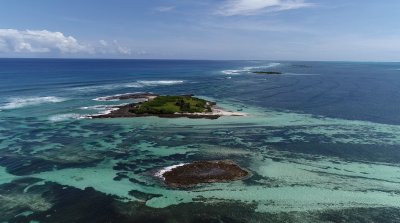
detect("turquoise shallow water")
(1, 59), (400, 222)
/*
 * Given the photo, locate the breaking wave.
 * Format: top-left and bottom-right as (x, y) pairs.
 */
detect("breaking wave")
(48, 104), (127, 122)
(221, 63), (281, 75)
(70, 80), (185, 92)
(136, 80), (184, 86)
(0, 96), (66, 110)
(93, 92), (144, 101)
(48, 113), (86, 122)
(155, 163), (187, 180)
(80, 104), (122, 115)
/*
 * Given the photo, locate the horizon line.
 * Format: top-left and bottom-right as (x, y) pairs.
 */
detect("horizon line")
(0, 57), (399, 63)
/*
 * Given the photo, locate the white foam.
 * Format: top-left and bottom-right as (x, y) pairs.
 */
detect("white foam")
(80, 104), (123, 116)
(124, 83), (143, 88)
(71, 84), (122, 92)
(48, 113), (86, 122)
(92, 98), (119, 102)
(80, 105), (114, 110)
(71, 80), (185, 92)
(221, 63), (282, 75)
(93, 92), (144, 101)
(264, 62), (281, 68)
(155, 163), (187, 180)
(136, 80), (184, 86)
(0, 96), (66, 110)
(243, 62), (281, 70)
(221, 69), (244, 75)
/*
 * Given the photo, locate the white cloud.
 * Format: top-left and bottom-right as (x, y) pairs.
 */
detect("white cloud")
(112, 40), (132, 55)
(155, 6), (176, 12)
(0, 29), (93, 54)
(100, 40), (132, 55)
(99, 39), (108, 46)
(217, 0), (314, 16)
(203, 20), (313, 33)
(0, 29), (146, 57)
(116, 45), (132, 55)
(95, 39), (148, 56)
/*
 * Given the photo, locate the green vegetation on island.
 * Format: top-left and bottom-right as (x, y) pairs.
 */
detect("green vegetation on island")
(90, 93), (224, 119)
(130, 95), (213, 115)
(252, 71), (282, 75)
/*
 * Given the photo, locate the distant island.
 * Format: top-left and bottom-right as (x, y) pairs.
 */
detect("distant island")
(252, 71), (282, 75)
(91, 93), (245, 119)
(157, 160), (250, 188)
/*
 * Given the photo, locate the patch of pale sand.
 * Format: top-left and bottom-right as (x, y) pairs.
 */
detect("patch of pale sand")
(177, 106), (247, 117)
(0, 166), (18, 185)
(212, 107), (248, 116)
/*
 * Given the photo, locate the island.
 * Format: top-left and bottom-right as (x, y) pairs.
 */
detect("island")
(90, 93), (245, 119)
(252, 71), (282, 75)
(157, 160), (250, 188)
(132, 95), (213, 114)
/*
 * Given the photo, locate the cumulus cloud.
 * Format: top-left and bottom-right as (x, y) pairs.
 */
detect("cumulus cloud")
(0, 28), (150, 57)
(0, 29), (92, 54)
(96, 40), (132, 55)
(95, 39), (148, 56)
(217, 0), (314, 16)
(113, 40), (132, 55)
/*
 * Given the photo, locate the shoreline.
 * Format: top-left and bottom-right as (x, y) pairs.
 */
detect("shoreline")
(89, 93), (247, 119)
(156, 160), (251, 188)
(154, 163), (187, 180)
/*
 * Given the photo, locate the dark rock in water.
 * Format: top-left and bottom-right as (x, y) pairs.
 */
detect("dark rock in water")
(161, 160), (250, 188)
(252, 71), (282, 75)
(128, 190), (162, 201)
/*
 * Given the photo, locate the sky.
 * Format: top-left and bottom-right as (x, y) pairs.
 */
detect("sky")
(0, 0), (400, 61)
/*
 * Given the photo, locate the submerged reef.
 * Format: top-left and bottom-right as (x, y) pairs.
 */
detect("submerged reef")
(0, 178), (52, 222)
(5, 178), (400, 223)
(0, 148), (104, 175)
(159, 160), (250, 188)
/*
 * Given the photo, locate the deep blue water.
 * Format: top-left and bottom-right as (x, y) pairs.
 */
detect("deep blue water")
(1, 59), (400, 222)
(1, 59), (400, 124)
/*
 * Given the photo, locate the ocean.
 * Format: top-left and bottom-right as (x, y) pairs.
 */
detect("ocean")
(1, 59), (400, 222)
